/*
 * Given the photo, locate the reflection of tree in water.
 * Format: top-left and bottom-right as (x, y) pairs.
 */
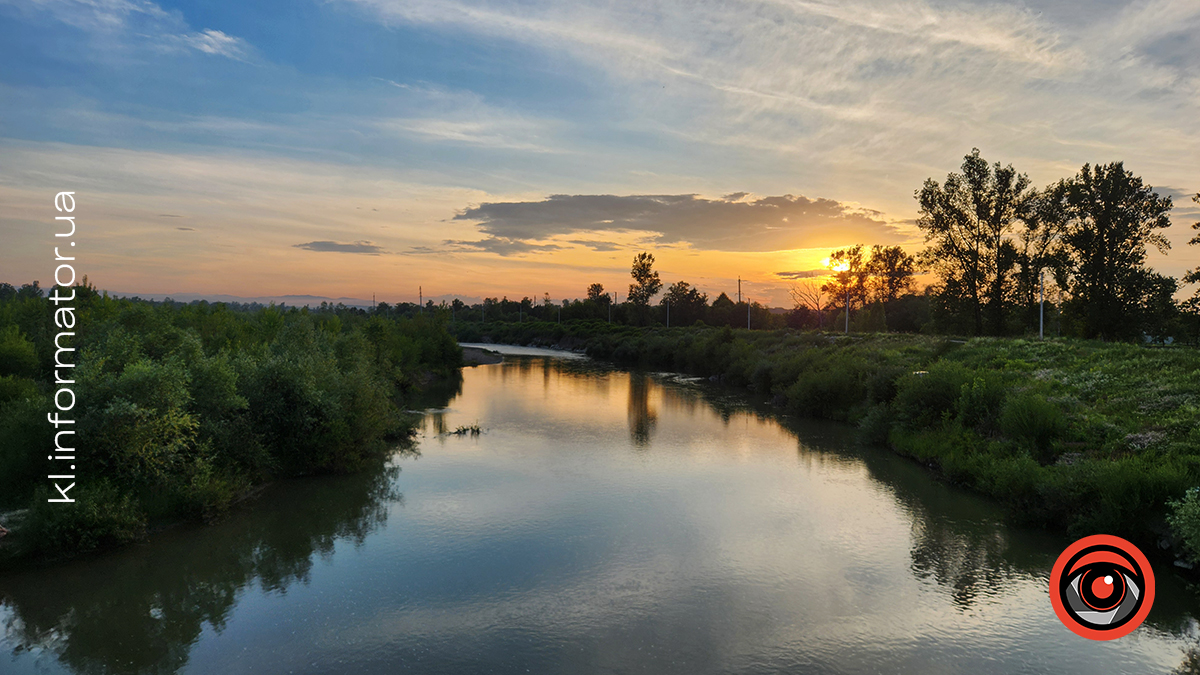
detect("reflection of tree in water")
(626, 372), (657, 448)
(0, 456), (404, 675)
(908, 517), (1012, 610)
(844, 443), (1031, 612)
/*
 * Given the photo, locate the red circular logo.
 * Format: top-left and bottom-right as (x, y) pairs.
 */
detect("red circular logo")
(1049, 534), (1154, 640)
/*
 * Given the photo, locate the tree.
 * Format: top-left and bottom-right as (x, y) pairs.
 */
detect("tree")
(916, 149), (1036, 335)
(1055, 162), (1173, 340)
(626, 252), (662, 323)
(789, 278), (826, 329)
(586, 283), (610, 304)
(1012, 186), (1070, 331)
(1185, 194), (1200, 297)
(1183, 194), (1200, 344)
(864, 245), (915, 304)
(821, 245), (868, 312)
(660, 281), (708, 325)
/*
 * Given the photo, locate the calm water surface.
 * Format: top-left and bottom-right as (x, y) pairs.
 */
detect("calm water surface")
(3, 346), (1200, 674)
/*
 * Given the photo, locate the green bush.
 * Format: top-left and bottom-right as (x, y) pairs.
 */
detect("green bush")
(0, 374), (38, 407)
(857, 404), (893, 446)
(1169, 487), (1200, 563)
(956, 375), (1007, 433)
(0, 394), (52, 506)
(893, 363), (970, 429)
(785, 366), (865, 421)
(23, 480), (147, 557)
(999, 394), (1066, 462)
(0, 325), (39, 378)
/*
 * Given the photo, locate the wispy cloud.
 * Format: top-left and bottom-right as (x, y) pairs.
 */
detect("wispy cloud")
(339, 0), (1200, 211)
(4, 0), (251, 59)
(444, 237), (563, 256)
(164, 28), (250, 59)
(294, 240), (387, 254)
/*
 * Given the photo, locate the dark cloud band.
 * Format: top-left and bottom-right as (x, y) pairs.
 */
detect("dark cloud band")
(453, 193), (906, 252)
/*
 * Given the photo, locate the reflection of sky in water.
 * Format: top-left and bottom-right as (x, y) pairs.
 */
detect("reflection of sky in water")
(3, 355), (1197, 674)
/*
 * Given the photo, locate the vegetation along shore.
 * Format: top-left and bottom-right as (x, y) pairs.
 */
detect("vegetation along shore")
(0, 281), (462, 566)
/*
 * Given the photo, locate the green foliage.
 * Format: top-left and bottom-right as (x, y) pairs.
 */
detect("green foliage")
(999, 393), (1066, 462)
(956, 375), (1007, 433)
(0, 284), (463, 562)
(0, 325), (40, 378)
(857, 404), (893, 446)
(0, 393), (52, 506)
(1169, 488), (1200, 563)
(23, 481), (147, 557)
(893, 364), (970, 429)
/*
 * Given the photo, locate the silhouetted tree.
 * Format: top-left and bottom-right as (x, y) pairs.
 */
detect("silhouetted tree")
(1185, 194), (1200, 301)
(864, 245), (916, 304)
(627, 252), (662, 324)
(1054, 162), (1173, 340)
(660, 281), (708, 326)
(821, 245), (869, 311)
(789, 278), (827, 328)
(916, 149), (1036, 335)
(586, 283), (609, 304)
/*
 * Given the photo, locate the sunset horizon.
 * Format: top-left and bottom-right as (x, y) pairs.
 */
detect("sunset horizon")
(3, 0), (1198, 307)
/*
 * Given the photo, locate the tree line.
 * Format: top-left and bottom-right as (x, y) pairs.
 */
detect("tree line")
(415, 149), (1200, 343)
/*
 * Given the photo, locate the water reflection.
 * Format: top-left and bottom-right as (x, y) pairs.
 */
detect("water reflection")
(2, 352), (1198, 675)
(626, 372), (657, 447)
(0, 460), (403, 675)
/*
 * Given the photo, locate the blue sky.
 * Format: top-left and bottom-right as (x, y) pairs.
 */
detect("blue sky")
(1, 0), (1198, 305)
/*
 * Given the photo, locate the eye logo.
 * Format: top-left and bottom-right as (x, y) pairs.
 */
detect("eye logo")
(1049, 534), (1154, 640)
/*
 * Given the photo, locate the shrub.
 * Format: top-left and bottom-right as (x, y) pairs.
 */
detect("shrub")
(956, 375), (1008, 433)
(785, 367), (865, 421)
(892, 363), (970, 429)
(23, 480), (147, 557)
(999, 394), (1066, 462)
(857, 404), (893, 446)
(0, 325), (39, 378)
(1169, 487), (1200, 563)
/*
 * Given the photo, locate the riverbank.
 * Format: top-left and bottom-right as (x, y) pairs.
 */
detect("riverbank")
(461, 345), (504, 365)
(453, 320), (1200, 558)
(0, 286), (464, 567)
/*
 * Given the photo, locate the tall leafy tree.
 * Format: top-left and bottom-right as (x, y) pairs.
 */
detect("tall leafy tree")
(864, 245), (916, 304)
(821, 245), (869, 311)
(660, 281), (708, 326)
(1055, 162), (1173, 339)
(1179, 194), (1200, 342)
(1185, 194), (1200, 296)
(916, 149), (1036, 335)
(586, 283), (609, 304)
(626, 252), (663, 324)
(1013, 185), (1071, 329)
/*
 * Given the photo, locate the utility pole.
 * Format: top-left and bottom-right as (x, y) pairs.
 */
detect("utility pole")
(419, 286), (422, 314)
(609, 293), (613, 323)
(666, 298), (670, 328)
(1039, 270), (1045, 340)
(738, 277), (741, 304)
(845, 286), (850, 334)
(747, 297), (751, 330)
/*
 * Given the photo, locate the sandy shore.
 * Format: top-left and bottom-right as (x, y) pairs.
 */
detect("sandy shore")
(461, 346), (503, 366)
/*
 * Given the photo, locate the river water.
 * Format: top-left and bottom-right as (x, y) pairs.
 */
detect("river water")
(2, 346), (1199, 674)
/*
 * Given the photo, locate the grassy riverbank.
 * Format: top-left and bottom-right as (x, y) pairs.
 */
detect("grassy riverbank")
(455, 320), (1200, 555)
(0, 283), (462, 564)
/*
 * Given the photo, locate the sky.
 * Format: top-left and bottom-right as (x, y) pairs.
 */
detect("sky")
(1, 0), (1198, 307)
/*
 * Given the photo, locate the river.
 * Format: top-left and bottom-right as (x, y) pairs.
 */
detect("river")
(2, 346), (1198, 674)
